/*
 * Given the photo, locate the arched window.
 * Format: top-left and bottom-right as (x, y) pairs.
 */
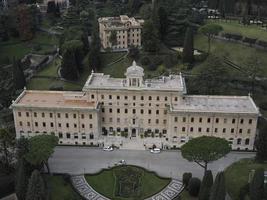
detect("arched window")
(228, 138), (234, 144)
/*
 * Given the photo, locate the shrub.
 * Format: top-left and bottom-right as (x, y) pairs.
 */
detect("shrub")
(199, 170), (213, 200)
(222, 33), (243, 41)
(257, 40), (267, 48)
(182, 172), (192, 188)
(148, 63), (157, 71)
(239, 183), (249, 200)
(128, 46), (139, 60)
(151, 56), (163, 66)
(243, 37), (257, 45)
(188, 177), (201, 197)
(140, 56), (150, 66)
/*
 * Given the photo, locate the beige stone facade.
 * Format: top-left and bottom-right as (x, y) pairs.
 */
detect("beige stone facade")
(12, 62), (259, 150)
(98, 15), (144, 49)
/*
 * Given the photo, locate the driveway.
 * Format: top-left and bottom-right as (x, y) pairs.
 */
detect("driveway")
(49, 146), (255, 178)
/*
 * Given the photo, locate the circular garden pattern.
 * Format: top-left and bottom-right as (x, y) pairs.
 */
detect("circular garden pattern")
(85, 165), (171, 200)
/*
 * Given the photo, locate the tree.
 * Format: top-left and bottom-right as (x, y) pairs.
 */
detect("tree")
(199, 24), (223, 54)
(182, 26), (194, 64)
(199, 170), (213, 200)
(181, 136), (231, 173)
(25, 135), (58, 174)
(209, 172), (226, 200)
(255, 119), (267, 162)
(26, 170), (46, 200)
(109, 30), (117, 48)
(12, 58), (26, 90)
(142, 19), (160, 52)
(0, 129), (15, 174)
(188, 177), (201, 197)
(47, 1), (56, 14)
(16, 137), (29, 159)
(61, 48), (79, 81)
(249, 168), (264, 200)
(16, 159), (28, 200)
(183, 172), (192, 189)
(158, 6), (168, 40)
(128, 0), (141, 15)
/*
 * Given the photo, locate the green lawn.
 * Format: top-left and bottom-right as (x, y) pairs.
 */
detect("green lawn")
(45, 175), (81, 200)
(225, 158), (267, 200)
(208, 20), (267, 41)
(85, 166), (171, 200)
(0, 32), (58, 65)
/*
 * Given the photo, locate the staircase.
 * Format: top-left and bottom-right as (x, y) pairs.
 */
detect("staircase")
(120, 138), (146, 150)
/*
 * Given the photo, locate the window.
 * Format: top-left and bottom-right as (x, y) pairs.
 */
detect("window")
(141, 96), (144, 100)
(199, 118), (202, 123)
(214, 128), (218, 133)
(73, 114), (76, 118)
(66, 133), (70, 139)
(207, 118), (211, 123)
(74, 133), (78, 139)
(19, 121), (23, 126)
(237, 138), (242, 145)
(249, 119), (253, 124)
(240, 119), (244, 124)
(141, 109), (144, 114)
(117, 118), (120, 123)
(42, 112), (45, 118)
(18, 112), (21, 117)
(175, 97), (178, 101)
(102, 108), (105, 113)
(247, 129), (251, 134)
(90, 134), (94, 139)
(43, 122), (46, 127)
(117, 96), (120, 100)
(124, 96), (128, 100)
(215, 118), (219, 123)
(245, 138), (250, 145)
(148, 110), (151, 114)
(50, 113), (53, 118)
(133, 96), (136, 100)
(50, 122), (54, 127)
(117, 109), (120, 113)
(59, 133), (63, 138)
(82, 124), (85, 128)
(182, 127), (186, 132)
(81, 114), (84, 119)
(148, 96), (152, 100)
(74, 123), (77, 128)
(163, 120), (167, 124)
(133, 119), (136, 124)
(133, 109), (136, 114)
(82, 133), (86, 139)
(156, 110), (159, 115)
(90, 124), (93, 128)
(109, 95), (112, 99)
(223, 128), (226, 133)
(65, 113), (68, 118)
(148, 119), (151, 124)
(224, 118), (227, 123)
(206, 128), (210, 132)
(27, 122), (30, 127)
(125, 109), (128, 114)
(109, 118), (113, 122)
(183, 117), (186, 122)
(109, 108), (112, 113)
(102, 117), (105, 122)
(101, 95), (104, 99)
(156, 119), (159, 124)
(165, 96), (168, 101)
(198, 127), (202, 132)
(231, 128), (234, 133)
(190, 127), (193, 132)
(91, 94), (94, 99)
(232, 119), (236, 124)
(174, 117), (178, 122)
(34, 112), (37, 117)
(157, 96), (160, 101)
(26, 112), (29, 117)
(58, 123), (61, 128)
(239, 129), (243, 133)
(57, 113), (61, 118)
(191, 117), (194, 123)
(66, 123), (69, 128)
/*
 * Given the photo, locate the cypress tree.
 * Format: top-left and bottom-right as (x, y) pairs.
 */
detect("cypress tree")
(12, 58), (26, 90)
(182, 26), (194, 64)
(249, 168), (264, 200)
(26, 170), (46, 200)
(199, 170), (213, 200)
(255, 119), (267, 162)
(16, 159), (28, 200)
(61, 49), (79, 81)
(209, 172), (226, 200)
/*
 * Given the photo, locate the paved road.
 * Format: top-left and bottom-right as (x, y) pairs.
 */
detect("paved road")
(49, 146), (255, 179)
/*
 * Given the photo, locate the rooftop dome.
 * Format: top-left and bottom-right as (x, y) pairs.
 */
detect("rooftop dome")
(125, 61), (144, 77)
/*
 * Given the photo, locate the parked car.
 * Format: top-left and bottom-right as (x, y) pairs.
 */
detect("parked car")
(116, 160), (126, 165)
(150, 148), (161, 154)
(103, 146), (113, 151)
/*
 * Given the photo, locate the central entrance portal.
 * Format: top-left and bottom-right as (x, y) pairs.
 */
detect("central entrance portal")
(131, 128), (137, 137)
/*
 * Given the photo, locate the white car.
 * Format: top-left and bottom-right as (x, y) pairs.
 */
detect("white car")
(150, 148), (161, 154)
(117, 160), (126, 165)
(103, 146), (113, 151)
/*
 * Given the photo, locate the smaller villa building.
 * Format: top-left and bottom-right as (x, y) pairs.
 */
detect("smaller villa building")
(98, 15), (144, 49)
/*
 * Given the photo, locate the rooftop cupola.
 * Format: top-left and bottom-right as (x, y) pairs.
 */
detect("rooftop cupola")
(125, 61), (144, 87)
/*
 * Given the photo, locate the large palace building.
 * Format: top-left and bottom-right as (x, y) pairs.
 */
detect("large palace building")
(11, 62), (259, 150)
(98, 15), (144, 49)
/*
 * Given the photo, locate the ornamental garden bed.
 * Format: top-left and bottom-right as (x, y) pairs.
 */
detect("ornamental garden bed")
(85, 165), (171, 200)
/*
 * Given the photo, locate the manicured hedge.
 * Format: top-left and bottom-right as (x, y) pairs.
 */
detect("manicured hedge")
(222, 33), (243, 41)
(243, 37), (257, 45)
